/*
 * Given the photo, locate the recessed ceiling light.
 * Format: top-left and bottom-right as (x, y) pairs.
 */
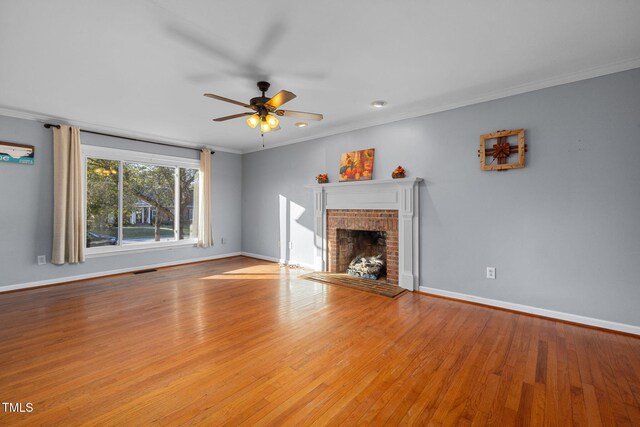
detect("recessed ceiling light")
(295, 122), (308, 128)
(370, 100), (387, 108)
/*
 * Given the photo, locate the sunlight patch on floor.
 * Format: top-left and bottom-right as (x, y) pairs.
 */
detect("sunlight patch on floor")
(199, 264), (313, 281)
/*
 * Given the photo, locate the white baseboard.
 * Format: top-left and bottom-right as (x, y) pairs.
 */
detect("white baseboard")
(9, 256), (634, 335)
(0, 252), (242, 293)
(242, 252), (316, 270)
(240, 252), (316, 270)
(240, 252), (280, 263)
(286, 259), (317, 270)
(419, 286), (639, 336)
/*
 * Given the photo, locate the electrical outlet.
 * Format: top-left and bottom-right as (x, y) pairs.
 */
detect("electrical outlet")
(37, 255), (46, 265)
(486, 267), (496, 279)
(288, 241), (293, 249)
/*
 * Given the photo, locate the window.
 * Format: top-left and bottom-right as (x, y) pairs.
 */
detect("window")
(83, 146), (199, 254)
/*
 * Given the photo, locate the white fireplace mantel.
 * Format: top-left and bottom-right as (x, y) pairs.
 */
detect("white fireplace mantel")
(306, 178), (422, 291)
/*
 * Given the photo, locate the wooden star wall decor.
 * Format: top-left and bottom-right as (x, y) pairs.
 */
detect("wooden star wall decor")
(478, 129), (527, 171)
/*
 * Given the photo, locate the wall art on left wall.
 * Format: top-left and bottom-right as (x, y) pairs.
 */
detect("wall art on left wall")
(0, 141), (34, 165)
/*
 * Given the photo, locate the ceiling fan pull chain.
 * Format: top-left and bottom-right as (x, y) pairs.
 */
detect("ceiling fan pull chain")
(261, 133), (265, 148)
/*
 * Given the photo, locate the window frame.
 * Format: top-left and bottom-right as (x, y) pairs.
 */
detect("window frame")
(82, 145), (200, 257)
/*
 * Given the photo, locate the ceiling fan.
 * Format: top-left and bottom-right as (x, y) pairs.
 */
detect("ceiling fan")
(204, 81), (323, 133)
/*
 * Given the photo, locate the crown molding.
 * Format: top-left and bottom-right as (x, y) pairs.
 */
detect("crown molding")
(2, 58), (638, 156)
(242, 58), (640, 154)
(0, 106), (243, 155)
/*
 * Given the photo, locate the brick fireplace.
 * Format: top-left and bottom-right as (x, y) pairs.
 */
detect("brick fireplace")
(307, 178), (422, 291)
(327, 209), (398, 285)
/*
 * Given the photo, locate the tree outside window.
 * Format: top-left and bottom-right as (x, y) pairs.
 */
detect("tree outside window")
(85, 155), (199, 250)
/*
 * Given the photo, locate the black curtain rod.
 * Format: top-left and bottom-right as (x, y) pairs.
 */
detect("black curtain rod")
(43, 123), (213, 154)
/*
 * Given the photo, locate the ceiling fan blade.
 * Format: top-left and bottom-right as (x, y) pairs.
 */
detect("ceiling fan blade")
(265, 90), (296, 109)
(204, 93), (253, 109)
(275, 110), (323, 121)
(212, 112), (253, 122)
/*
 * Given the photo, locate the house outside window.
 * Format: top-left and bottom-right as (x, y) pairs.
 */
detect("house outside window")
(83, 145), (200, 255)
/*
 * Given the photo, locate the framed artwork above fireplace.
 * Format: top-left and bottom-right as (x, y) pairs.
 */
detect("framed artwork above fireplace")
(339, 148), (374, 182)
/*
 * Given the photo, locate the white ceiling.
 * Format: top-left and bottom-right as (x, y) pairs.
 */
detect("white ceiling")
(1, 1), (639, 153)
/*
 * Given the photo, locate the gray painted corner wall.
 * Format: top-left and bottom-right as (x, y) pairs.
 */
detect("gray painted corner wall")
(242, 68), (640, 326)
(1, 69), (638, 327)
(0, 115), (242, 288)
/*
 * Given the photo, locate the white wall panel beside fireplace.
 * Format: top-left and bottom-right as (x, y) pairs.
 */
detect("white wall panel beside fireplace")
(306, 178), (422, 291)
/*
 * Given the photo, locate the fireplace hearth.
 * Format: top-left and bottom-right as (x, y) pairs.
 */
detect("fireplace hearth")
(307, 178), (421, 291)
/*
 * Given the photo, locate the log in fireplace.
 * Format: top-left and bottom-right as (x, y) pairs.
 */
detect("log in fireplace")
(337, 229), (387, 280)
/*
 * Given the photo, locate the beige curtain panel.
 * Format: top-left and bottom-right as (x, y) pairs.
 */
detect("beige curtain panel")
(198, 148), (213, 248)
(52, 125), (85, 265)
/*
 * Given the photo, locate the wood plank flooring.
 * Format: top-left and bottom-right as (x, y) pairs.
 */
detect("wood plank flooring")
(0, 256), (638, 426)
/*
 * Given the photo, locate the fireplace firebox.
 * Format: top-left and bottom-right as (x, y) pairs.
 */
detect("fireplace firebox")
(327, 209), (398, 285)
(337, 229), (387, 279)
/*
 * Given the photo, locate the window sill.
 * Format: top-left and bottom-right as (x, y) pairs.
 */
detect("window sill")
(86, 239), (199, 258)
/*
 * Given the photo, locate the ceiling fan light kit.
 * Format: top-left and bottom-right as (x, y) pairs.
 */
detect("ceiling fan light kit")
(265, 114), (279, 128)
(248, 113), (279, 133)
(205, 81), (323, 134)
(246, 114), (260, 129)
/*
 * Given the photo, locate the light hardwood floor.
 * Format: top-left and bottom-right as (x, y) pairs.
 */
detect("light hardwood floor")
(0, 256), (638, 426)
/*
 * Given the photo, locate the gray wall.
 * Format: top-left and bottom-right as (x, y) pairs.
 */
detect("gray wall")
(1, 69), (638, 326)
(242, 68), (640, 326)
(0, 115), (242, 288)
